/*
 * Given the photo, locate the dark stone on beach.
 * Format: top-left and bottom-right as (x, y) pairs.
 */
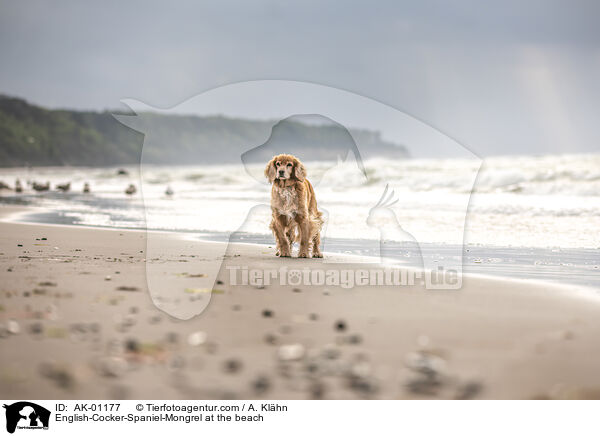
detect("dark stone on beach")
(309, 381), (326, 399)
(406, 351), (446, 378)
(38, 281), (57, 287)
(125, 338), (140, 353)
(167, 355), (186, 372)
(223, 358), (243, 373)
(306, 362), (320, 374)
(405, 376), (443, 396)
(252, 375), (271, 394)
(149, 315), (162, 324)
(17, 244), (22, 247)
(348, 376), (379, 397)
(264, 333), (278, 345)
(323, 345), (341, 360)
(309, 313), (319, 321)
(29, 322), (44, 335)
(216, 280), (224, 285)
(23, 291), (31, 297)
(108, 384), (130, 400)
(292, 288), (302, 293)
(334, 320), (347, 332)
(166, 332), (179, 344)
(116, 286), (139, 292)
(262, 309), (274, 318)
(205, 341), (219, 354)
(348, 334), (363, 344)
(52, 369), (75, 390)
(41, 237), (47, 240)
(71, 323), (87, 333)
(38, 361), (55, 378)
(39, 362), (75, 390)
(454, 381), (483, 400)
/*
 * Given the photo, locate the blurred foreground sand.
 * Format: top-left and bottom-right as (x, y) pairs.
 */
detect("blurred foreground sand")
(1, 205), (600, 400)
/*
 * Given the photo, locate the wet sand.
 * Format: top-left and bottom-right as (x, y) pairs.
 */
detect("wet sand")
(1, 205), (600, 400)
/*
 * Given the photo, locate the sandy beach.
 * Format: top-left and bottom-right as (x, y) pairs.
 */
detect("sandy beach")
(1, 204), (600, 400)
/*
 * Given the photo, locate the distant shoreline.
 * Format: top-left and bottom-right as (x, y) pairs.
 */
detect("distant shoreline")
(1, 203), (598, 291)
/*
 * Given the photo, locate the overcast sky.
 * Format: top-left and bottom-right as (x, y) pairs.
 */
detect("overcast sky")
(1, 0), (599, 157)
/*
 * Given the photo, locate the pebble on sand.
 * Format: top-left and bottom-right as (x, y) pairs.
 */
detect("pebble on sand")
(252, 375), (271, 394)
(39, 362), (76, 390)
(166, 332), (179, 344)
(29, 322), (44, 335)
(99, 356), (128, 378)
(125, 184), (137, 195)
(7, 319), (20, 335)
(187, 331), (207, 346)
(334, 320), (347, 332)
(264, 333), (279, 345)
(149, 315), (162, 324)
(116, 286), (139, 292)
(454, 381), (483, 400)
(278, 343), (305, 361)
(347, 334), (363, 344)
(223, 358), (243, 373)
(309, 381), (326, 399)
(125, 338), (140, 353)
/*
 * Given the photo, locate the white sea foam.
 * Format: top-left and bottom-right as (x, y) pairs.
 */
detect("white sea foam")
(1, 153), (599, 249)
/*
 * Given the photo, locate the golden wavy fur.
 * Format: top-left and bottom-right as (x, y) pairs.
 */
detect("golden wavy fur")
(265, 154), (323, 258)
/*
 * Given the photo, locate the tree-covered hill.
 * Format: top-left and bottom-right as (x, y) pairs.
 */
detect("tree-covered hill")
(0, 95), (409, 167)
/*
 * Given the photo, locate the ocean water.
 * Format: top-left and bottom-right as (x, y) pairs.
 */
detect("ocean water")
(1, 154), (599, 288)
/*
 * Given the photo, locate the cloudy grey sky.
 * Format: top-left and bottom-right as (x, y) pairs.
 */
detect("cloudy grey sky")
(1, 0), (599, 157)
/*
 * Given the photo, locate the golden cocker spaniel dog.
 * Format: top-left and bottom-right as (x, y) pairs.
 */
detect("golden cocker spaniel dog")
(265, 154), (324, 258)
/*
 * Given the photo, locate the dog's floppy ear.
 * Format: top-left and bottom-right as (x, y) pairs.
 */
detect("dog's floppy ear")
(293, 157), (306, 182)
(264, 156), (277, 183)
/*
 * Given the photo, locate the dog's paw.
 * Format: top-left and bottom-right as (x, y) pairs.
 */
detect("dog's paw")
(275, 251), (281, 256)
(298, 252), (309, 258)
(280, 253), (291, 258)
(312, 252), (323, 258)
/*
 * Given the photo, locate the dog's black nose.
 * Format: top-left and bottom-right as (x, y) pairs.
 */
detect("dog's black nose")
(278, 170), (285, 176)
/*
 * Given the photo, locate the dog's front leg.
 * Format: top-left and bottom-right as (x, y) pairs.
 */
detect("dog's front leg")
(295, 214), (310, 258)
(273, 214), (291, 257)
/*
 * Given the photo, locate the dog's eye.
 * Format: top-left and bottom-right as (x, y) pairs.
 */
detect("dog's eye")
(276, 162), (280, 167)
(287, 163), (292, 167)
